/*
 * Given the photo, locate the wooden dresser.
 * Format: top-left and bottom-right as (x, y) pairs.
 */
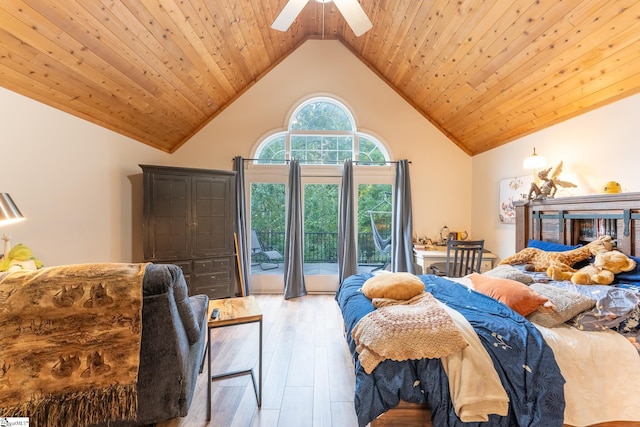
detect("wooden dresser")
(141, 165), (240, 298)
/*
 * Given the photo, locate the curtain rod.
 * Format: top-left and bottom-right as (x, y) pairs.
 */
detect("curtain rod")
(234, 158), (411, 165)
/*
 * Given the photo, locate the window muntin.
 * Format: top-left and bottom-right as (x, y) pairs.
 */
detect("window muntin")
(255, 134), (286, 165)
(290, 135), (353, 165)
(255, 97), (388, 165)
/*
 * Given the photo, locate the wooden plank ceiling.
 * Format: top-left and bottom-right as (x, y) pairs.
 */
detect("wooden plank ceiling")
(1, 0), (639, 155)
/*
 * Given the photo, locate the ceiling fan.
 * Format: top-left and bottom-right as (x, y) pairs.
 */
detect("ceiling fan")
(271, 0), (373, 37)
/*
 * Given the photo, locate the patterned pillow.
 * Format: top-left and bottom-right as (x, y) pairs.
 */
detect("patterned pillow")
(526, 283), (595, 328)
(482, 265), (533, 284)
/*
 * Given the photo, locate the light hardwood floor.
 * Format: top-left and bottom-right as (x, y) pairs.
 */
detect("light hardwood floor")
(157, 294), (359, 427)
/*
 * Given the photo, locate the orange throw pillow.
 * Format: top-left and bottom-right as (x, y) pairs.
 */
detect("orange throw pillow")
(467, 273), (548, 316)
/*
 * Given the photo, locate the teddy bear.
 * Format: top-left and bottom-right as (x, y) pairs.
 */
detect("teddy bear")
(547, 249), (636, 285)
(0, 243), (43, 272)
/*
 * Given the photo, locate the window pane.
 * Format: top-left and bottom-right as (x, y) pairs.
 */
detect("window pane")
(358, 136), (387, 165)
(250, 183), (286, 274)
(290, 135), (353, 165)
(291, 101), (353, 131)
(304, 183), (339, 274)
(256, 135), (286, 164)
(358, 184), (392, 271)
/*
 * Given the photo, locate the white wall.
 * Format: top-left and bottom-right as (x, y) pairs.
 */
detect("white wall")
(172, 39), (473, 243)
(472, 92), (640, 259)
(0, 87), (169, 266)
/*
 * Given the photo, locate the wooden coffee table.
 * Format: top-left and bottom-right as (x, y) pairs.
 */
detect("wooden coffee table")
(206, 296), (262, 421)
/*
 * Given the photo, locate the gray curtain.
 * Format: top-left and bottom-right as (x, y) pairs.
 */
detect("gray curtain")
(338, 160), (358, 283)
(391, 159), (415, 273)
(233, 156), (251, 295)
(284, 159), (307, 299)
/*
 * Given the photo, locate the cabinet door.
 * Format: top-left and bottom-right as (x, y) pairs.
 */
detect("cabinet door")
(191, 175), (236, 257)
(144, 173), (191, 260)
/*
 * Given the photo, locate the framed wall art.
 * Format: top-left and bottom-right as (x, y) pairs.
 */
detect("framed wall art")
(499, 175), (533, 224)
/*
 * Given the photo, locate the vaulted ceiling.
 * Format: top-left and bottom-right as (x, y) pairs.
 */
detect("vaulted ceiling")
(1, 1), (639, 155)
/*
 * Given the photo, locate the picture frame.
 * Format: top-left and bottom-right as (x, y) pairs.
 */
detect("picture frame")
(499, 175), (532, 224)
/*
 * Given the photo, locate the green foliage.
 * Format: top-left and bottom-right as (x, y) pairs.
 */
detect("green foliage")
(304, 184), (339, 232)
(291, 101), (353, 131)
(250, 182), (392, 262)
(251, 183), (286, 233)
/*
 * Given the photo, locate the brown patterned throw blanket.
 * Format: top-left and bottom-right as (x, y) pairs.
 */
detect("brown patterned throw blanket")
(352, 292), (469, 374)
(0, 263), (148, 427)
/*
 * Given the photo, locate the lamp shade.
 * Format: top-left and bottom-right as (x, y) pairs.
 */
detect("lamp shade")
(0, 193), (24, 225)
(523, 147), (547, 169)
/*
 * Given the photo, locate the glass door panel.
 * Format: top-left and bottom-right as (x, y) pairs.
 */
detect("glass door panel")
(358, 184), (392, 273)
(250, 182), (286, 275)
(303, 183), (339, 276)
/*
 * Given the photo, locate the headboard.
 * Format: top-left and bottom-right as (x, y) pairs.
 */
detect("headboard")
(514, 192), (640, 257)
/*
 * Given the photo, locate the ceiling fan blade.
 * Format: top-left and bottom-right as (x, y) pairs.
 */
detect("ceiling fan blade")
(333, 0), (373, 36)
(271, 0), (311, 32)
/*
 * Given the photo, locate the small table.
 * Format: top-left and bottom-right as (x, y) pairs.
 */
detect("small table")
(206, 296), (262, 421)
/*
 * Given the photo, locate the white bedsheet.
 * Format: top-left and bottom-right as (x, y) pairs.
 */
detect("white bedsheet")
(535, 324), (640, 426)
(438, 301), (510, 422)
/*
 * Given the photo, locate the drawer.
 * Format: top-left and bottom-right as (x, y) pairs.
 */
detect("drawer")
(193, 271), (231, 285)
(193, 257), (232, 273)
(193, 259), (214, 273)
(192, 280), (234, 299)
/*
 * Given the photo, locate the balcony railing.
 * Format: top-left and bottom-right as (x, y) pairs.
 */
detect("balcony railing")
(254, 230), (390, 265)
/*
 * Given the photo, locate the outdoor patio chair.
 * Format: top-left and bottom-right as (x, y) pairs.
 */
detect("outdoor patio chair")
(251, 230), (283, 270)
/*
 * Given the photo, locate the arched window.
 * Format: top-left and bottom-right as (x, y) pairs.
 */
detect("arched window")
(255, 97), (388, 165)
(247, 96), (394, 294)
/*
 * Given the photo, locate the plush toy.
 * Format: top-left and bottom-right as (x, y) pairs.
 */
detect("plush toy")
(547, 249), (636, 285)
(0, 243), (43, 272)
(499, 235), (613, 272)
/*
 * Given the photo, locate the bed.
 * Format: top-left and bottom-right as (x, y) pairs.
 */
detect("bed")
(336, 192), (640, 427)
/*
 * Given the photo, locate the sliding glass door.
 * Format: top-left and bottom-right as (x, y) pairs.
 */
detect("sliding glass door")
(247, 167), (394, 293)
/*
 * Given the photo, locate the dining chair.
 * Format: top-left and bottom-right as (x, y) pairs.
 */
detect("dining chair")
(430, 239), (485, 277)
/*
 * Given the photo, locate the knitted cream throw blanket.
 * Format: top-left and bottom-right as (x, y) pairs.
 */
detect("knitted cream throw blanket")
(352, 292), (469, 374)
(0, 263), (147, 427)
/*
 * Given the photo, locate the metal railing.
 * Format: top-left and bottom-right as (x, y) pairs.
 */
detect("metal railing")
(254, 230), (390, 265)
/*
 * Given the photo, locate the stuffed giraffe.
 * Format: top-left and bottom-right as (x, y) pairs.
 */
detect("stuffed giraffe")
(498, 235), (613, 272)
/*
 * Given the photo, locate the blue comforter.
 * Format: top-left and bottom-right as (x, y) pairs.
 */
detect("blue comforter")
(335, 273), (565, 427)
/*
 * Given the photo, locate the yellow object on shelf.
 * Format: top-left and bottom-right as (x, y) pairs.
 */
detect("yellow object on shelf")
(601, 181), (622, 194)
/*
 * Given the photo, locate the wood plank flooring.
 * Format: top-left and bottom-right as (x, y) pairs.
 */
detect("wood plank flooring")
(157, 294), (359, 427)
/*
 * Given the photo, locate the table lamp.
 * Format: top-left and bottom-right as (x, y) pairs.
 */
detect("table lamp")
(0, 193), (24, 258)
(0, 193), (24, 225)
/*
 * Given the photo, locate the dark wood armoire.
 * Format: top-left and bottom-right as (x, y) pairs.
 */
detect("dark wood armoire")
(140, 164), (240, 299)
